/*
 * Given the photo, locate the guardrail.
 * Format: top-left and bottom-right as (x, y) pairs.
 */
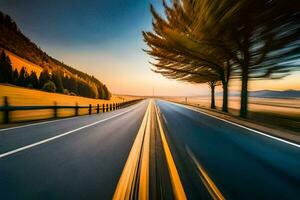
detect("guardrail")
(0, 96), (141, 124)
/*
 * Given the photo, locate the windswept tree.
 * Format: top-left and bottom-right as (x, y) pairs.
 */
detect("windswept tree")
(190, 0), (300, 117)
(150, 59), (221, 108)
(143, 2), (232, 111)
(144, 0), (300, 117)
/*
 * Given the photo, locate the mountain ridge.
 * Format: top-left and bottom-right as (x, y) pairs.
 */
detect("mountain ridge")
(215, 89), (300, 98)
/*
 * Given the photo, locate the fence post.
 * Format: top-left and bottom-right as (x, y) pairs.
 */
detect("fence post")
(54, 101), (58, 118)
(103, 104), (105, 113)
(3, 96), (9, 123)
(89, 104), (92, 115)
(106, 104), (108, 112)
(97, 104), (100, 114)
(75, 102), (79, 116)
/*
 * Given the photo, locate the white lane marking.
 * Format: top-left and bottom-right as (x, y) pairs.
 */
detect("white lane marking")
(0, 101), (143, 133)
(163, 100), (300, 149)
(0, 105), (139, 159)
(162, 114), (168, 125)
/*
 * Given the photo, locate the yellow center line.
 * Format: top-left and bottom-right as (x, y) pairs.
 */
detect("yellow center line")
(154, 102), (187, 200)
(186, 147), (226, 200)
(113, 100), (152, 200)
(139, 100), (152, 199)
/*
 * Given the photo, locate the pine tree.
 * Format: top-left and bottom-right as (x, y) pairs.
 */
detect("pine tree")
(18, 67), (27, 86)
(0, 11), (4, 26)
(0, 51), (13, 83)
(12, 69), (19, 85)
(39, 69), (50, 88)
(51, 70), (64, 93)
(28, 71), (39, 88)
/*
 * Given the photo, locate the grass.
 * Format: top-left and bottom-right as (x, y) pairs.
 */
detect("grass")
(165, 96), (300, 133)
(0, 84), (140, 123)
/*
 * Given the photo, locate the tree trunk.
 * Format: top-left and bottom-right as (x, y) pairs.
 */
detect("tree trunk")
(222, 61), (231, 112)
(240, 67), (248, 118)
(210, 84), (216, 109)
(222, 81), (228, 112)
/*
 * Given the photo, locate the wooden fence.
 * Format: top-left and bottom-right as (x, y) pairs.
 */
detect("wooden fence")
(0, 96), (141, 124)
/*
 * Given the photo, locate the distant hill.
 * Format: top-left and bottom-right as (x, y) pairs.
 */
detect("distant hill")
(215, 90), (300, 98)
(0, 11), (111, 99)
(249, 90), (300, 98)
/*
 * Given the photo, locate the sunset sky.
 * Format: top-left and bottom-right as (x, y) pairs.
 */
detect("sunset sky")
(0, 0), (299, 96)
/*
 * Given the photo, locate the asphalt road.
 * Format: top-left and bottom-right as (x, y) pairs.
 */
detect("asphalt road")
(0, 100), (148, 199)
(1, 99), (300, 200)
(156, 100), (300, 199)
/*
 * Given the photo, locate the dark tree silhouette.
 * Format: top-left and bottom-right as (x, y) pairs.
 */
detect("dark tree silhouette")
(39, 69), (50, 88)
(28, 71), (39, 89)
(18, 67), (27, 87)
(12, 68), (19, 84)
(0, 51), (13, 83)
(62, 75), (78, 95)
(51, 70), (64, 93)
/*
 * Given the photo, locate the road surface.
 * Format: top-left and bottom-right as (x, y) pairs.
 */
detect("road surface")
(0, 99), (299, 199)
(156, 100), (300, 199)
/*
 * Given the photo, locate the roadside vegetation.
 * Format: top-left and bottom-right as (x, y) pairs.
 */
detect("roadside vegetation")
(143, 0), (300, 118)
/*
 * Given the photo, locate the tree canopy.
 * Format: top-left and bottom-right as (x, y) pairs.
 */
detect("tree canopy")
(143, 0), (300, 117)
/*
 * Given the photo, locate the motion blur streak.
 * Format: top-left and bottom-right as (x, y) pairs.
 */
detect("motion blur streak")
(186, 147), (225, 200)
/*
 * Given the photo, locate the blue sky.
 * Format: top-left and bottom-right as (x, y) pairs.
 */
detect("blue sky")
(0, 0), (299, 95)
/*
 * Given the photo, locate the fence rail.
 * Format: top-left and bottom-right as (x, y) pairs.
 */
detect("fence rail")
(0, 96), (141, 124)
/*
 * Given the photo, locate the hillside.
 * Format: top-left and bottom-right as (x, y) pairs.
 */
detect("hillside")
(1, 49), (43, 76)
(0, 11), (111, 99)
